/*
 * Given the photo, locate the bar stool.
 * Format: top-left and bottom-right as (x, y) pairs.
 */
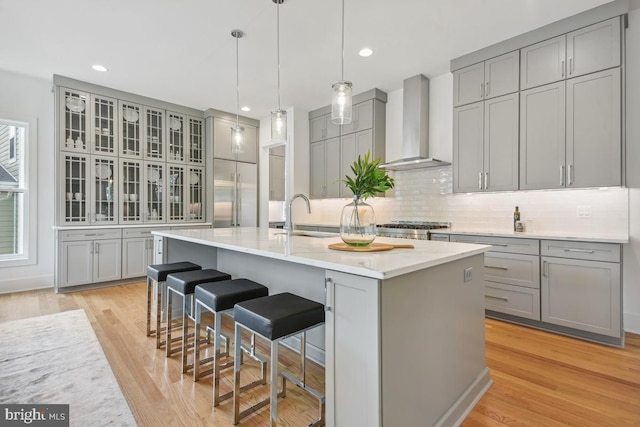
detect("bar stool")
(146, 261), (201, 348)
(193, 279), (269, 406)
(233, 292), (325, 426)
(166, 269), (232, 373)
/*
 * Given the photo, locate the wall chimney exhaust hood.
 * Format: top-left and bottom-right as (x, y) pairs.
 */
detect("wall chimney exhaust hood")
(380, 74), (450, 171)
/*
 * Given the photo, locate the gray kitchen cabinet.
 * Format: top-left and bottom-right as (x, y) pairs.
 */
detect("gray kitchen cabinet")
(520, 81), (566, 190)
(520, 17), (621, 90)
(309, 90), (386, 199)
(122, 229), (155, 279)
(450, 234), (541, 321)
(269, 153), (285, 201)
(541, 240), (621, 338)
(566, 68), (621, 188)
(213, 117), (257, 164)
(339, 99), (374, 135)
(453, 92), (519, 193)
(566, 17), (621, 79)
(429, 233), (450, 242)
(310, 114), (340, 143)
(143, 106), (166, 161)
(310, 138), (340, 199)
(520, 35), (566, 90)
(453, 51), (519, 107)
(340, 129), (373, 197)
(521, 68), (621, 190)
(59, 229), (123, 287)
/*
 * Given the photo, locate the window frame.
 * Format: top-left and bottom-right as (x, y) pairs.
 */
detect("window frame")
(0, 115), (37, 267)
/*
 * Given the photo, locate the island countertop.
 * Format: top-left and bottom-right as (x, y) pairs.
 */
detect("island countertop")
(152, 227), (490, 280)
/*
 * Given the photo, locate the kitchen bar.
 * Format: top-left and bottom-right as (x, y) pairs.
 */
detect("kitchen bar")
(152, 227), (492, 427)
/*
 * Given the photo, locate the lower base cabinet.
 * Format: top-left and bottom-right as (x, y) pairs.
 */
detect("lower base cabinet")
(122, 229), (155, 278)
(60, 229), (122, 288)
(541, 240), (621, 338)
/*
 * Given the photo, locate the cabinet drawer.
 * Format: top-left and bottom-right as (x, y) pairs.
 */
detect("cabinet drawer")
(484, 282), (540, 320)
(62, 229), (122, 241)
(122, 228), (158, 239)
(430, 234), (450, 242)
(541, 240), (620, 262)
(170, 225), (211, 231)
(450, 235), (539, 255)
(318, 226), (339, 233)
(485, 253), (540, 289)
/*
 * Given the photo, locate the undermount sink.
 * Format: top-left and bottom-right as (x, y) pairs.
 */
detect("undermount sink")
(275, 231), (338, 238)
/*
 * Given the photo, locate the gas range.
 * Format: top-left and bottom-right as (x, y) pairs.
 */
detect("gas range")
(376, 221), (451, 240)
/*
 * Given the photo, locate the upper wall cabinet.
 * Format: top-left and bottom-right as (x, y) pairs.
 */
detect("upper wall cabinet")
(310, 113), (340, 143)
(340, 100), (374, 135)
(453, 51), (519, 107)
(521, 17), (621, 90)
(213, 117), (257, 164)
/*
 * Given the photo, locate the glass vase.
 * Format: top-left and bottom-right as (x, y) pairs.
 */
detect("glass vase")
(340, 196), (376, 246)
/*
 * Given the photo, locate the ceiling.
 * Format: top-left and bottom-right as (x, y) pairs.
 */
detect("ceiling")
(0, 0), (615, 119)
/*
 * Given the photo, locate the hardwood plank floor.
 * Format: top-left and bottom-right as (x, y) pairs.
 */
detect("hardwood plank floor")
(1, 283), (639, 426)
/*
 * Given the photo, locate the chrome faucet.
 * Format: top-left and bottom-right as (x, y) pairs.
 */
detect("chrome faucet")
(285, 193), (311, 234)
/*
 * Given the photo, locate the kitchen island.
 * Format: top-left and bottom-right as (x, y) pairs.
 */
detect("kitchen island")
(152, 227), (491, 427)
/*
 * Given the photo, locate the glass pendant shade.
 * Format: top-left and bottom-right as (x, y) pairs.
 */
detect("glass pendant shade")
(231, 124), (244, 154)
(271, 109), (287, 143)
(331, 80), (353, 124)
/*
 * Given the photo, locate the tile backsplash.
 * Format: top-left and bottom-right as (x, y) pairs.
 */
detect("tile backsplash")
(305, 166), (629, 235)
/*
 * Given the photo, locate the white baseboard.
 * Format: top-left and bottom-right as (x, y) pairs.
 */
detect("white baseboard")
(0, 275), (54, 294)
(624, 312), (640, 335)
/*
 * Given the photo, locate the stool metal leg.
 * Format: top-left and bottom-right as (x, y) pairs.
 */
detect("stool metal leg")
(270, 338), (279, 427)
(146, 277), (153, 336)
(233, 322), (242, 425)
(181, 293), (190, 373)
(155, 280), (164, 348)
(165, 289), (174, 357)
(193, 300), (203, 380)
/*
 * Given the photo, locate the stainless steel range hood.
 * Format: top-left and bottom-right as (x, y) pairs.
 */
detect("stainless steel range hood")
(380, 74), (450, 171)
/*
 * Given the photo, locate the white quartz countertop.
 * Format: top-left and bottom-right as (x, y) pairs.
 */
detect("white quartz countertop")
(152, 227), (490, 280)
(433, 227), (629, 244)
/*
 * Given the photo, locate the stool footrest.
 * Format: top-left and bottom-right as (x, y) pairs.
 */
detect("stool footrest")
(282, 371), (326, 427)
(236, 388), (286, 422)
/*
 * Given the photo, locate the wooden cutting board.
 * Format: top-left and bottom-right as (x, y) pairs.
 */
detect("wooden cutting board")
(328, 242), (415, 252)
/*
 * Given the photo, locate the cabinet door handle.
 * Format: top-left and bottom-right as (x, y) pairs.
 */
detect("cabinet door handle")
(484, 172), (488, 190)
(478, 172), (483, 190)
(325, 277), (333, 312)
(568, 164), (573, 186)
(561, 59), (565, 78)
(157, 240), (162, 255)
(94, 242), (99, 254)
(485, 81), (490, 97)
(475, 242), (508, 247)
(480, 83), (484, 98)
(485, 295), (508, 302)
(543, 260), (548, 277)
(560, 165), (565, 186)
(486, 265), (509, 270)
(569, 57), (573, 75)
(564, 248), (595, 254)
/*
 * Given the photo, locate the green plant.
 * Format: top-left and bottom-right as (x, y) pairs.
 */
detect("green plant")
(343, 151), (395, 199)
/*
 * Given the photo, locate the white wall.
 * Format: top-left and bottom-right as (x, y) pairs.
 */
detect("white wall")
(0, 70), (54, 293)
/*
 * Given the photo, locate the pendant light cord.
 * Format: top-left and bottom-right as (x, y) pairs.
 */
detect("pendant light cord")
(341, 0), (345, 81)
(277, 1), (281, 110)
(235, 33), (240, 126)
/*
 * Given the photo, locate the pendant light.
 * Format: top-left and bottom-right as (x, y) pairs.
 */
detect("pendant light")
(231, 29), (245, 154)
(331, 0), (352, 125)
(271, 0), (287, 144)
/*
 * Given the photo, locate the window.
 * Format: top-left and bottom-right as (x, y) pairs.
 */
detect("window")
(0, 118), (34, 265)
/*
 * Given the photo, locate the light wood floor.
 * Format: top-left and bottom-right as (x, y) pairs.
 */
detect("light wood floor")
(1, 283), (639, 426)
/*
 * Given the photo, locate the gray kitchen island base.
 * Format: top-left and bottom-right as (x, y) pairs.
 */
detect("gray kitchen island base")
(154, 228), (492, 427)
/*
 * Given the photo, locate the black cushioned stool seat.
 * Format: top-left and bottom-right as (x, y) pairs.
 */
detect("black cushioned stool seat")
(233, 292), (325, 426)
(145, 261), (201, 348)
(165, 268), (231, 374)
(193, 279), (269, 405)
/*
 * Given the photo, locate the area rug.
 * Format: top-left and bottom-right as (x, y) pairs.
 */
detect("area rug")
(0, 309), (137, 426)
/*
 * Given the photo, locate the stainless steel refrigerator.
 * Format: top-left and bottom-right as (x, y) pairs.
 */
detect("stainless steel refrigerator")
(213, 159), (257, 228)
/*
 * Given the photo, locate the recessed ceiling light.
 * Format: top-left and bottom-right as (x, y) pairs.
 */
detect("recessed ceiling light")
(358, 48), (373, 57)
(92, 64), (108, 72)
(241, 106), (251, 112)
